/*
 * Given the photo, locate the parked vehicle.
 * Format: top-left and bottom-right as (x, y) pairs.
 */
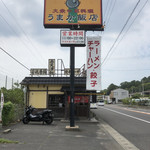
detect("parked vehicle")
(107, 100), (112, 104)
(97, 100), (105, 106)
(22, 106), (54, 125)
(90, 103), (97, 109)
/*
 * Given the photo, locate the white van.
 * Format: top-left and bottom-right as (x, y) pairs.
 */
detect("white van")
(97, 100), (104, 106)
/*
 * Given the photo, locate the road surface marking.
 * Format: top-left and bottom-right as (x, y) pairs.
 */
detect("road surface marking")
(123, 108), (150, 115)
(98, 119), (139, 150)
(101, 107), (150, 124)
(107, 105), (150, 115)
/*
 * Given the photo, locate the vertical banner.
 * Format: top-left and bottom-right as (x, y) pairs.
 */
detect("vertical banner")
(86, 36), (101, 90)
(0, 92), (4, 122)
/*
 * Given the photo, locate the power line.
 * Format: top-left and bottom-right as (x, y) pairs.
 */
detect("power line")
(102, 0), (141, 66)
(104, 0), (117, 26)
(103, 68), (150, 72)
(104, 0), (111, 19)
(0, 66), (18, 78)
(105, 0), (117, 26)
(0, 63), (27, 80)
(106, 0), (149, 62)
(0, 1), (46, 66)
(0, 46), (30, 71)
(0, 13), (37, 62)
(104, 0), (113, 22)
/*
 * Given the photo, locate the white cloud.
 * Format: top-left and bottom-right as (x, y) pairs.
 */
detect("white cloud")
(0, 0), (150, 90)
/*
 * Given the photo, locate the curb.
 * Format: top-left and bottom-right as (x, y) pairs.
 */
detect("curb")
(3, 129), (11, 134)
(61, 117), (99, 123)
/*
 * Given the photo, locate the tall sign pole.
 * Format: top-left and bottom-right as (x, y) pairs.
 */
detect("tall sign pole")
(44, 0), (104, 128)
(61, 30), (85, 127)
(70, 45), (75, 127)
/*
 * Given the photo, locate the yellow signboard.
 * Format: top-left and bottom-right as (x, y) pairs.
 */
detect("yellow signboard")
(44, 0), (103, 30)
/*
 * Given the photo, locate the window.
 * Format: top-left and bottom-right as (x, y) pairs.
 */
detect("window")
(122, 92), (126, 96)
(114, 92), (118, 96)
(48, 95), (64, 107)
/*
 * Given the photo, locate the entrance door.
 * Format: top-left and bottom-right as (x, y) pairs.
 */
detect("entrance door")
(48, 94), (65, 118)
(48, 95), (64, 108)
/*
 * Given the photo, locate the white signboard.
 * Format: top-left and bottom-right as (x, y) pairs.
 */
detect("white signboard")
(60, 30), (85, 47)
(86, 36), (101, 90)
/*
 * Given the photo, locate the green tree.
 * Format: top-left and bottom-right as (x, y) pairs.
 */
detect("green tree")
(120, 81), (130, 89)
(132, 93), (141, 99)
(107, 84), (118, 95)
(1, 84), (24, 105)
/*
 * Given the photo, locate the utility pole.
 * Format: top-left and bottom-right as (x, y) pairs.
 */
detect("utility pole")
(5, 76), (7, 89)
(142, 80), (144, 97)
(12, 78), (14, 89)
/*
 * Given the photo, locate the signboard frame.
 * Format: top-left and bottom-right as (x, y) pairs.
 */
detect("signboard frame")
(44, 0), (104, 31)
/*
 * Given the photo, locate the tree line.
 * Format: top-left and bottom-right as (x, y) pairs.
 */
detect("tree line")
(101, 76), (150, 95)
(0, 83), (24, 105)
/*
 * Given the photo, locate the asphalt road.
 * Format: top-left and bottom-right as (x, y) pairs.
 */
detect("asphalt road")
(92, 104), (150, 150)
(0, 120), (124, 150)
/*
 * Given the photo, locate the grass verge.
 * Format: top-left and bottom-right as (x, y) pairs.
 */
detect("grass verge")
(0, 138), (18, 144)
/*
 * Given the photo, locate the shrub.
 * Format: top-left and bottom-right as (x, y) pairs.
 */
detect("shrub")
(122, 98), (131, 105)
(2, 101), (15, 126)
(132, 94), (141, 99)
(131, 100), (137, 105)
(138, 100), (149, 106)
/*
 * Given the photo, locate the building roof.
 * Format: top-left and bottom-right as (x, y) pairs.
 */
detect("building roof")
(111, 88), (129, 93)
(21, 77), (86, 85)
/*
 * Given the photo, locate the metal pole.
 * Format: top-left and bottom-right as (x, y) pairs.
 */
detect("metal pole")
(5, 76), (7, 89)
(70, 45), (75, 127)
(12, 78), (14, 89)
(142, 80), (144, 97)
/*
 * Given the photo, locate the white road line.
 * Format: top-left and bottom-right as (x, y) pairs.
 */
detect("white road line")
(101, 107), (150, 124)
(98, 119), (140, 150)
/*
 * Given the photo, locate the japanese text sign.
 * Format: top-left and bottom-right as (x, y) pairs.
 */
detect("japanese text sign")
(86, 36), (101, 90)
(30, 69), (47, 75)
(60, 30), (85, 46)
(68, 96), (89, 103)
(44, 0), (103, 30)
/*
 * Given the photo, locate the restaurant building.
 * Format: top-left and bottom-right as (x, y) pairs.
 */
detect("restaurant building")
(21, 76), (96, 119)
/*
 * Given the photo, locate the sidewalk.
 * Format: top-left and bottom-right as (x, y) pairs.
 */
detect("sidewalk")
(0, 120), (124, 150)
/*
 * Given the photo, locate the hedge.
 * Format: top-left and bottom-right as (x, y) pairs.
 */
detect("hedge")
(2, 101), (15, 126)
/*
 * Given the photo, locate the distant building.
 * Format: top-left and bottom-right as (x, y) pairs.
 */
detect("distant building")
(110, 88), (129, 103)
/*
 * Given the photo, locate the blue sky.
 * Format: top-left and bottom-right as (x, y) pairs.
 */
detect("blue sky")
(0, 0), (150, 89)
